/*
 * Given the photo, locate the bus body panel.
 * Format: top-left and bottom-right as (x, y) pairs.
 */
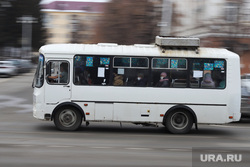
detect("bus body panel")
(33, 87), (45, 120)
(226, 54), (241, 121)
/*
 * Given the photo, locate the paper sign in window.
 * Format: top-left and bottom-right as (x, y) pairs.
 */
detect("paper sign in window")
(118, 68), (125, 75)
(193, 70), (203, 78)
(98, 67), (105, 77)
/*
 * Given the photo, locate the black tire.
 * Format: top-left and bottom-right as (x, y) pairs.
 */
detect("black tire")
(165, 109), (194, 134)
(54, 107), (82, 131)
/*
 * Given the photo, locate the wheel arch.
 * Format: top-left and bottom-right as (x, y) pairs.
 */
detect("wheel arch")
(52, 102), (85, 121)
(163, 105), (198, 129)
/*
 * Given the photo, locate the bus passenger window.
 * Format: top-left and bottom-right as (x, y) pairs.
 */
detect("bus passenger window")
(151, 58), (170, 87)
(190, 59), (226, 89)
(74, 55), (110, 86)
(170, 70), (187, 88)
(113, 57), (149, 87)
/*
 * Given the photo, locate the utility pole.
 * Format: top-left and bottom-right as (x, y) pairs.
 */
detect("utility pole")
(159, 0), (172, 36)
(16, 15), (37, 57)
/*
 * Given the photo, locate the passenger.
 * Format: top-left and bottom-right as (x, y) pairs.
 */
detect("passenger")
(75, 67), (83, 84)
(218, 75), (226, 88)
(49, 63), (68, 83)
(75, 68), (91, 85)
(156, 72), (169, 87)
(83, 71), (92, 85)
(113, 73), (123, 86)
(201, 72), (215, 88)
(134, 73), (147, 86)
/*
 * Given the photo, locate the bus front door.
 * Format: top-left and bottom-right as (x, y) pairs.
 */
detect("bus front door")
(44, 60), (71, 104)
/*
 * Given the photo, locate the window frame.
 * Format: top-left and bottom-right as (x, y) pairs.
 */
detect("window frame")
(113, 57), (149, 69)
(151, 58), (187, 70)
(152, 58), (169, 69)
(73, 55), (112, 86)
(169, 58), (187, 70)
(73, 55), (227, 89)
(46, 60), (70, 85)
(189, 58), (227, 89)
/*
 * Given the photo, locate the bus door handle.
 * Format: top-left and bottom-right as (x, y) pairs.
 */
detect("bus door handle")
(63, 85), (70, 88)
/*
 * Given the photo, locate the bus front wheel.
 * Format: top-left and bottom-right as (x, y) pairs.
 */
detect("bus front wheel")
(165, 110), (194, 134)
(54, 107), (82, 131)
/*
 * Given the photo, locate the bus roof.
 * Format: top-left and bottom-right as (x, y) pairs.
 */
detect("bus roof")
(39, 43), (238, 59)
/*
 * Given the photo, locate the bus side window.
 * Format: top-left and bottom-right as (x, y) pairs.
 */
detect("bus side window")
(170, 70), (187, 88)
(190, 59), (226, 89)
(73, 55), (110, 86)
(113, 57), (149, 87)
(169, 59), (187, 88)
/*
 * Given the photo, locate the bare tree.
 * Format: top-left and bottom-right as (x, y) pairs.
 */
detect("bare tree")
(93, 0), (158, 45)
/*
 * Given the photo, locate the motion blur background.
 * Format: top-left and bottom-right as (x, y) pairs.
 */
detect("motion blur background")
(1, 2), (250, 166)
(1, 0), (250, 73)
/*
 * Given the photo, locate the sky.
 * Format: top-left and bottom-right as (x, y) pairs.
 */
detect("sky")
(40, 0), (111, 4)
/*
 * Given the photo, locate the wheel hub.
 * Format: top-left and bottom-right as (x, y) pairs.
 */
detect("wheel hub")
(59, 110), (76, 127)
(171, 112), (188, 130)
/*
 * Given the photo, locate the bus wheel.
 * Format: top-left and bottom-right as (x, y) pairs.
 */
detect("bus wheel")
(165, 110), (193, 134)
(54, 107), (82, 131)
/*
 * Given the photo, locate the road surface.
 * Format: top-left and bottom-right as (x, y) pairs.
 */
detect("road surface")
(0, 71), (250, 167)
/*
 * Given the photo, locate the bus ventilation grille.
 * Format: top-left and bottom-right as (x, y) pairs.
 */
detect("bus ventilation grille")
(155, 36), (200, 50)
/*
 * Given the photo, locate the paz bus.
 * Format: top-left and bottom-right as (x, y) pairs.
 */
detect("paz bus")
(32, 36), (241, 134)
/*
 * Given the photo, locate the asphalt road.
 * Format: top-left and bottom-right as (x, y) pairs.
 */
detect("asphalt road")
(0, 71), (250, 167)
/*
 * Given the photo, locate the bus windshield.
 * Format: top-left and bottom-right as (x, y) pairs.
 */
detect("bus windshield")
(32, 54), (44, 88)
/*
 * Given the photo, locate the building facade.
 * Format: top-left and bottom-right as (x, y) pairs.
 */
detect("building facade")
(40, 0), (109, 44)
(40, 0), (250, 74)
(168, 0), (250, 74)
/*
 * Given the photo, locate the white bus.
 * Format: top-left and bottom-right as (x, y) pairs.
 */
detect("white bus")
(32, 36), (241, 134)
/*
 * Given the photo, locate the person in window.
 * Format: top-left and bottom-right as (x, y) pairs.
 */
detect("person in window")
(134, 73), (147, 87)
(113, 73), (123, 86)
(49, 63), (68, 83)
(156, 72), (169, 87)
(75, 67), (83, 84)
(84, 71), (92, 85)
(201, 72), (215, 88)
(218, 75), (225, 88)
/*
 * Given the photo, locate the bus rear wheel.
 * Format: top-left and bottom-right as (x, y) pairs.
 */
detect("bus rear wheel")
(54, 107), (82, 131)
(165, 109), (194, 134)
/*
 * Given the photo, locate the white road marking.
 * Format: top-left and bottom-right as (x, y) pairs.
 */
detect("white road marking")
(0, 78), (12, 83)
(0, 95), (32, 113)
(126, 147), (152, 150)
(47, 145), (74, 148)
(210, 125), (250, 129)
(13, 144), (33, 147)
(165, 148), (191, 152)
(91, 146), (113, 149)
